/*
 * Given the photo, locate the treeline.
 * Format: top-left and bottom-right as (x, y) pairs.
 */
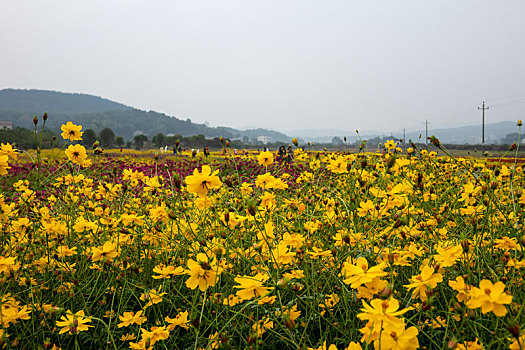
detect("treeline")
(0, 127), (248, 150)
(0, 127), (63, 149)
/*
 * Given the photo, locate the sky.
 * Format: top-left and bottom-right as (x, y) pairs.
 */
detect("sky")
(1, 0), (525, 135)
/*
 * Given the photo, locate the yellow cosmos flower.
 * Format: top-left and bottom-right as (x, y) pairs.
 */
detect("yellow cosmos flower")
(404, 265), (443, 301)
(55, 310), (92, 335)
(152, 265), (185, 279)
(91, 241), (119, 262)
(65, 144), (88, 165)
(357, 298), (409, 328)
(118, 310), (147, 328)
(233, 273), (273, 301)
(185, 165), (222, 197)
(384, 139), (397, 150)
(342, 257), (388, 289)
(433, 243), (463, 267)
(185, 253), (223, 291)
(327, 156), (348, 173)
(140, 287), (167, 308)
(0, 143), (17, 160)
(466, 280), (512, 316)
(0, 155), (10, 176)
(165, 310), (190, 330)
(258, 151), (274, 166)
(61, 121), (84, 141)
(379, 324), (419, 350)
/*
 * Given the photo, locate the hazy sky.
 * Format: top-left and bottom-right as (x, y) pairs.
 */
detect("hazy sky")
(1, 1), (525, 134)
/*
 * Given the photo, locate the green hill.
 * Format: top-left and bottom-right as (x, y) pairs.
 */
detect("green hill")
(0, 89), (291, 142)
(0, 89), (131, 114)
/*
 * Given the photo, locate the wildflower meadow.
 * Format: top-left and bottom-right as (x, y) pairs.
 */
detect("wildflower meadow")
(1, 117), (525, 349)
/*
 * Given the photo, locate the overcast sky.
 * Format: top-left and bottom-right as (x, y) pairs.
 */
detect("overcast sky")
(1, 0), (525, 134)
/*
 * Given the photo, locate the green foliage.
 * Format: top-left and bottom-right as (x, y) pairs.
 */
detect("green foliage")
(0, 127), (61, 149)
(99, 127), (115, 147)
(133, 134), (148, 149)
(82, 129), (97, 147)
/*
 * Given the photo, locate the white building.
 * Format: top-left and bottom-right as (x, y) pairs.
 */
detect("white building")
(257, 135), (272, 144)
(0, 121), (13, 130)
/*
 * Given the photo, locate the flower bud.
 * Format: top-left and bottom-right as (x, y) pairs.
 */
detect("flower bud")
(33, 115), (38, 125)
(518, 120), (522, 127)
(508, 323), (520, 339)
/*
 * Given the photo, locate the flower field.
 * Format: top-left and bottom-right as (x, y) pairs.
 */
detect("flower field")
(1, 122), (525, 349)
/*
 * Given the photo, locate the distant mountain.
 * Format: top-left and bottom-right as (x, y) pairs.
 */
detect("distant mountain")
(0, 89), (291, 142)
(288, 122), (520, 145)
(404, 121), (519, 145)
(0, 89), (131, 114)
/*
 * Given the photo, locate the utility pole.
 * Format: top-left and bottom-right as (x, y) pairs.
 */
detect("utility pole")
(478, 101), (489, 152)
(424, 120), (429, 147)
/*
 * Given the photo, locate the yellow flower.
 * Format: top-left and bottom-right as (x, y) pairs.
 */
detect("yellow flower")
(0, 143), (17, 160)
(55, 310), (92, 335)
(65, 144), (88, 165)
(384, 139), (397, 150)
(357, 298), (409, 328)
(140, 326), (170, 346)
(0, 256), (17, 275)
(357, 200), (375, 217)
(185, 165), (222, 197)
(509, 334), (525, 350)
(342, 257), (388, 289)
(404, 265), (443, 301)
(379, 324), (419, 350)
(56, 246), (77, 258)
(91, 241), (119, 262)
(61, 121), (84, 141)
(117, 310), (147, 328)
(152, 265), (185, 279)
(327, 156), (348, 173)
(448, 276), (470, 302)
(434, 243), (463, 267)
(234, 273), (273, 301)
(165, 310), (190, 330)
(255, 173), (276, 189)
(252, 316), (273, 337)
(0, 155), (10, 176)
(308, 341), (338, 350)
(466, 280), (512, 316)
(257, 151), (274, 166)
(140, 287), (167, 308)
(185, 253), (223, 291)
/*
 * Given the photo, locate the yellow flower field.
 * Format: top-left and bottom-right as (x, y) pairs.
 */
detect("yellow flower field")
(0, 121), (525, 349)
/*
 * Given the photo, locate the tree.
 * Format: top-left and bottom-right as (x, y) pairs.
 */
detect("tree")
(332, 136), (344, 146)
(100, 128), (115, 147)
(152, 133), (166, 148)
(83, 129), (97, 147)
(115, 136), (124, 147)
(134, 134), (148, 149)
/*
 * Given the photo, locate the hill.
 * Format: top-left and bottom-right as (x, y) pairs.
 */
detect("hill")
(0, 89), (291, 142)
(0, 89), (131, 114)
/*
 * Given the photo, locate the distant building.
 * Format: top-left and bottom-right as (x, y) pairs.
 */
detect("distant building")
(0, 121), (13, 130)
(257, 135), (272, 144)
(133, 130), (147, 137)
